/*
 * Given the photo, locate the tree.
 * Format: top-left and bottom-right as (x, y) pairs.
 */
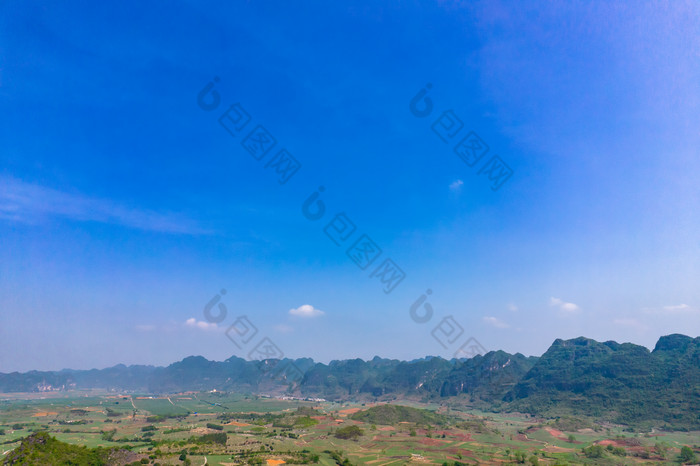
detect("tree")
(680, 446), (697, 464)
(654, 441), (669, 459)
(582, 445), (605, 458)
(567, 434), (575, 443)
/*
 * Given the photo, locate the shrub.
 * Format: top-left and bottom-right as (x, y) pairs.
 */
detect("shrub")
(194, 432), (227, 445)
(334, 425), (363, 440)
(294, 416), (319, 428)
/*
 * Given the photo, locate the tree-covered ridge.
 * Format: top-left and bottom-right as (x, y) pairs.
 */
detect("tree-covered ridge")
(2, 334), (700, 430)
(504, 334), (700, 429)
(0, 353), (535, 401)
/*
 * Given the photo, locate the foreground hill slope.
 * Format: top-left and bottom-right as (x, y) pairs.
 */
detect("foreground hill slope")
(2, 432), (140, 465)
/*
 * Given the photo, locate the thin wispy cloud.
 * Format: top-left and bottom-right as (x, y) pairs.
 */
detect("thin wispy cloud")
(0, 176), (209, 235)
(663, 304), (693, 312)
(289, 304), (324, 318)
(550, 297), (580, 314)
(643, 304), (697, 314)
(274, 324), (294, 333)
(135, 324), (157, 332)
(483, 316), (509, 328)
(613, 318), (648, 332)
(449, 179), (464, 192)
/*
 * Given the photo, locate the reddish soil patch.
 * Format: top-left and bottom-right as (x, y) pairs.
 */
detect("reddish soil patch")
(338, 408), (361, 415)
(419, 438), (445, 446)
(445, 448), (476, 458)
(451, 433), (473, 442)
(544, 427), (574, 442)
(597, 438), (641, 448)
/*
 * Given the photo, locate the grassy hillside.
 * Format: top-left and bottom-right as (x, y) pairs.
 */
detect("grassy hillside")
(350, 404), (450, 426)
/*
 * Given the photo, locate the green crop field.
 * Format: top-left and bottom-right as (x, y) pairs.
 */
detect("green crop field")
(1, 391), (698, 465)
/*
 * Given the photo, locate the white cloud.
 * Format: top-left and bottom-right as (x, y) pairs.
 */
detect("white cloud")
(483, 316), (509, 328)
(0, 175), (208, 235)
(663, 303), (693, 312)
(289, 304), (324, 318)
(507, 302), (518, 312)
(643, 303), (697, 315)
(550, 297), (580, 313)
(185, 318), (218, 330)
(274, 324), (294, 333)
(449, 179), (464, 192)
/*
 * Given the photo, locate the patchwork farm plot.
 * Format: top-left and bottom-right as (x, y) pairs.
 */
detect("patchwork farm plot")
(1, 391), (698, 465)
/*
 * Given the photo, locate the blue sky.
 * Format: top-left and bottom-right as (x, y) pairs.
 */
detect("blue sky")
(1, 1), (699, 372)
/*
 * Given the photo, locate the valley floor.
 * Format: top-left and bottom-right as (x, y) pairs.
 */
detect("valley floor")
(1, 391), (698, 465)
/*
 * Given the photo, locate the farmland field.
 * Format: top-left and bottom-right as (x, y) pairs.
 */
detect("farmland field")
(1, 391), (698, 465)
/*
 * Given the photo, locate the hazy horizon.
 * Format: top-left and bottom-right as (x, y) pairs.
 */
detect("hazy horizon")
(3, 331), (698, 374)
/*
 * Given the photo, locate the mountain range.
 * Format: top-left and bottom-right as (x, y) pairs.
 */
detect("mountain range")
(2, 334), (699, 430)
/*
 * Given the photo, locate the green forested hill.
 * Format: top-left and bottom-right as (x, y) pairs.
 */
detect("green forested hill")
(2, 335), (700, 430)
(504, 334), (700, 429)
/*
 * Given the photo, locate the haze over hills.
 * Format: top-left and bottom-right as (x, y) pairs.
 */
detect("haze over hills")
(2, 334), (699, 430)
